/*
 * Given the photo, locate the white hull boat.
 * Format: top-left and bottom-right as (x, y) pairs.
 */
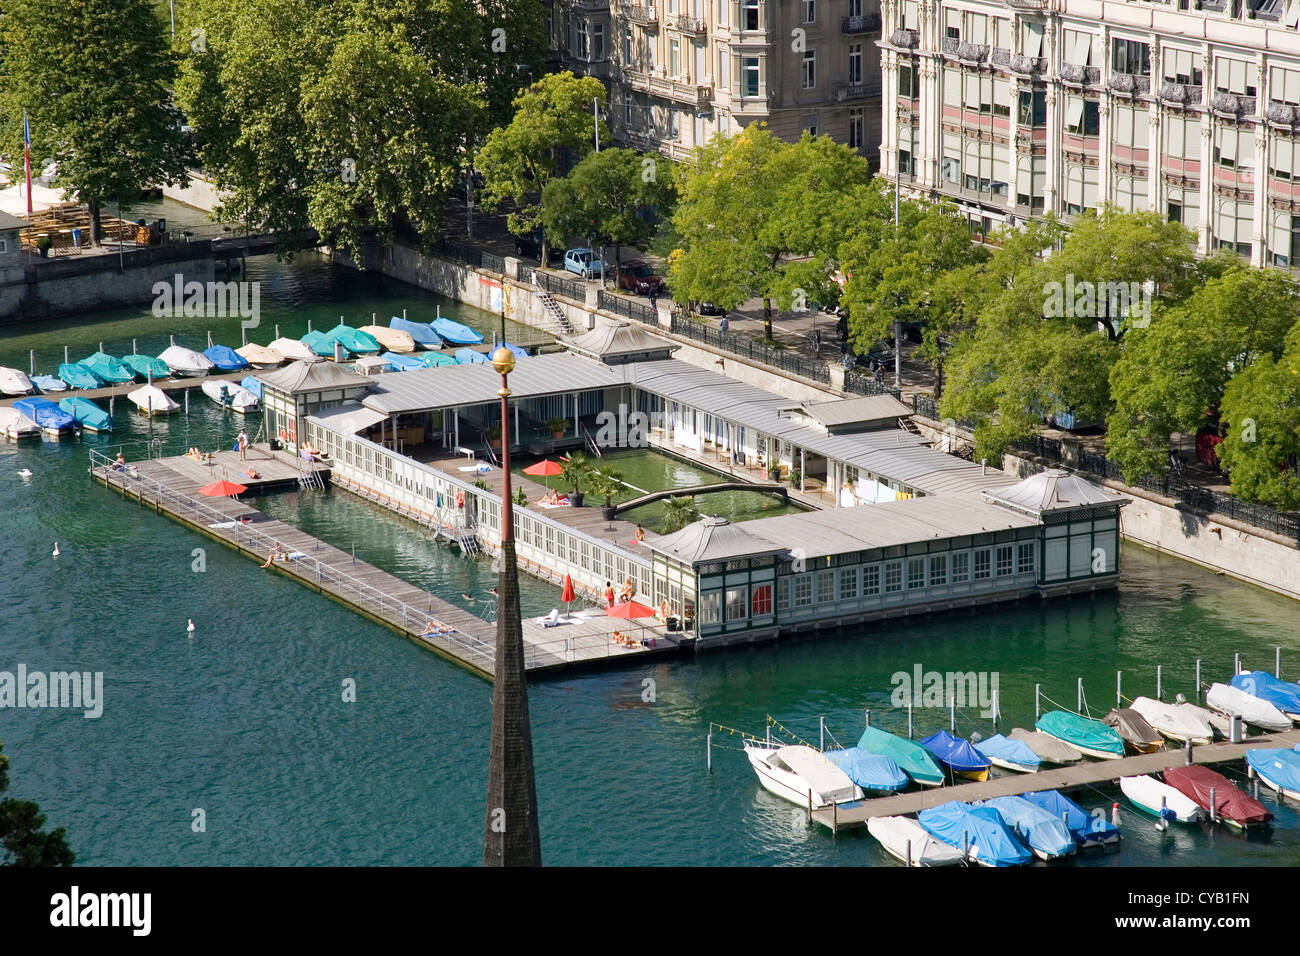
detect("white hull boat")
(1119, 775), (1203, 824)
(0, 407), (40, 439)
(743, 742), (864, 809)
(201, 379), (260, 413)
(867, 816), (964, 867)
(127, 384), (180, 416)
(235, 343), (285, 369)
(1130, 696), (1215, 745)
(267, 337), (317, 362)
(0, 366), (34, 396)
(158, 344), (215, 378)
(1206, 683), (1292, 733)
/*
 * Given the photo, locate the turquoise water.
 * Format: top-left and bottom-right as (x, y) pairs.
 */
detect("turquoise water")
(3, 256), (1300, 866)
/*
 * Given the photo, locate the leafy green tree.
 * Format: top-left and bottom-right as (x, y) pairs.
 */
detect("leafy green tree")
(659, 496), (697, 534)
(476, 71), (608, 261)
(0, 0), (188, 244)
(0, 742), (74, 867)
(539, 148), (675, 283)
(1216, 331), (1300, 509)
(1107, 267), (1298, 483)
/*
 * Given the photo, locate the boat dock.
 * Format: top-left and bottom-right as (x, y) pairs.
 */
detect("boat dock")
(810, 726), (1300, 833)
(88, 447), (682, 678)
(0, 369), (249, 408)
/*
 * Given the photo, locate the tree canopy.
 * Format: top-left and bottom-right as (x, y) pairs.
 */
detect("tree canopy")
(0, 741), (74, 867)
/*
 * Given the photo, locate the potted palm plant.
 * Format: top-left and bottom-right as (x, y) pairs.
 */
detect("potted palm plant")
(486, 425), (502, 449)
(547, 416), (568, 439)
(590, 468), (624, 522)
(561, 452), (588, 507)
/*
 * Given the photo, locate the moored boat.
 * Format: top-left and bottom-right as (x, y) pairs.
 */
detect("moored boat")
(158, 344), (215, 378)
(0, 366), (34, 396)
(1246, 748), (1300, 801)
(267, 337), (317, 362)
(359, 324), (415, 353)
(13, 397), (79, 437)
(234, 343), (285, 369)
(79, 351), (134, 384)
(1036, 710), (1126, 760)
(1129, 696), (1215, 745)
(495, 340), (529, 359)
(1206, 682), (1291, 733)
(0, 407), (41, 439)
(58, 396), (112, 432)
(454, 347), (490, 365)
(121, 354), (172, 382)
(866, 816), (964, 867)
(1103, 707), (1165, 754)
(325, 324), (381, 355)
(201, 379), (260, 413)
(977, 795), (1076, 860)
(743, 742), (864, 809)
(381, 351), (430, 372)
(917, 801), (1032, 867)
(1022, 789), (1121, 847)
(1163, 766), (1273, 829)
(239, 376), (264, 400)
(432, 315), (484, 345)
(126, 384), (180, 416)
(58, 363), (103, 390)
(419, 351), (458, 367)
(203, 344), (251, 372)
(858, 726), (945, 788)
(920, 730), (991, 781)
(1008, 727), (1084, 764)
(390, 314), (443, 349)
(300, 330), (336, 357)
(31, 374), (67, 393)
(823, 747), (909, 794)
(973, 733), (1042, 773)
(1119, 774), (1202, 825)
(1231, 671), (1300, 722)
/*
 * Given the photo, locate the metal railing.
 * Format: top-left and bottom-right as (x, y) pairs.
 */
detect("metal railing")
(88, 450), (497, 670)
(533, 269), (586, 303)
(668, 315), (831, 384)
(597, 289), (658, 324)
(842, 368), (902, 400)
(910, 394), (979, 430)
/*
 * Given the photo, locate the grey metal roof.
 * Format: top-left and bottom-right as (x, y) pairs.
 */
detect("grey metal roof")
(566, 321), (678, 361)
(983, 468), (1128, 515)
(256, 358), (372, 394)
(646, 515), (784, 564)
(359, 352), (625, 414)
(793, 394), (913, 428)
(0, 210), (25, 231)
(308, 401), (387, 434)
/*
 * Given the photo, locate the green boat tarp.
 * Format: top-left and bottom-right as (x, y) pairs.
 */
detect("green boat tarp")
(857, 726), (945, 787)
(121, 354), (171, 381)
(79, 352), (135, 384)
(1036, 711), (1125, 757)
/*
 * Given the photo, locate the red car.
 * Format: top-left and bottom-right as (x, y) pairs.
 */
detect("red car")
(618, 260), (665, 296)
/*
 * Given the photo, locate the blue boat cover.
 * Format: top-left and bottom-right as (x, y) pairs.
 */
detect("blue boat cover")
(420, 351), (458, 367)
(495, 341), (528, 359)
(32, 374), (67, 392)
(979, 796), (1074, 858)
(239, 376), (263, 399)
(14, 397), (76, 431)
(917, 802), (1031, 867)
(857, 726), (945, 787)
(823, 748), (909, 792)
(920, 730), (991, 773)
(381, 351), (426, 372)
(1036, 710), (1125, 756)
(432, 316), (484, 345)
(974, 734), (1042, 770)
(455, 347), (490, 365)
(58, 363), (103, 389)
(203, 345), (250, 371)
(58, 397), (112, 431)
(390, 315), (443, 348)
(1232, 671), (1300, 716)
(79, 352), (135, 384)
(301, 330), (334, 356)
(1022, 789), (1119, 845)
(1246, 748), (1300, 794)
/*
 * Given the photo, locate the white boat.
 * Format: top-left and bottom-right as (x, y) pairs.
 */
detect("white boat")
(158, 344), (214, 378)
(234, 343), (285, 369)
(867, 816), (964, 867)
(1119, 775), (1203, 824)
(743, 742), (864, 809)
(0, 407), (40, 439)
(268, 337), (317, 362)
(1206, 682), (1292, 733)
(1129, 696), (1215, 745)
(0, 366), (34, 396)
(359, 324), (416, 353)
(201, 379), (260, 413)
(126, 384), (180, 416)
(1170, 696), (1231, 739)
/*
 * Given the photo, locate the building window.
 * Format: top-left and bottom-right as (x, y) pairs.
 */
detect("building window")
(776, 578), (789, 611)
(624, 27), (633, 64)
(929, 554), (947, 586)
(802, 50), (816, 90)
(848, 107), (864, 149)
(803, 0), (816, 23)
(1017, 542), (1035, 574)
(1111, 38), (1150, 77)
(699, 591), (722, 624)
(884, 561), (903, 593)
(794, 575), (813, 606)
(898, 62), (918, 97)
(725, 587), (748, 621)
(849, 0), (862, 15)
(0, 239), (6, 254)
(670, 38), (680, 77)
(593, 23), (604, 60)
(849, 44), (863, 86)
(996, 544), (1013, 576)
(742, 0), (759, 31)
(625, 98), (633, 125)
(974, 548), (992, 580)
(817, 569), (834, 602)
(863, 565), (880, 595)
(752, 584), (773, 616)
(907, 557), (926, 590)
(576, 19), (588, 59)
(839, 567), (858, 600)
(742, 56), (760, 96)
(1018, 90), (1045, 127)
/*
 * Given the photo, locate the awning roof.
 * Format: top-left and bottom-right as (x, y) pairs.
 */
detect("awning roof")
(308, 401), (388, 434)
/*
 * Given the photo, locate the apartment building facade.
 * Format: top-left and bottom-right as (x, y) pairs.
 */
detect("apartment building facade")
(548, 0), (885, 166)
(879, 0), (1300, 265)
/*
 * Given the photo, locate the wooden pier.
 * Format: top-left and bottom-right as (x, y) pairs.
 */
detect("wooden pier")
(88, 449), (684, 679)
(0, 370), (249, 408)
(810, 727), (1300, 833)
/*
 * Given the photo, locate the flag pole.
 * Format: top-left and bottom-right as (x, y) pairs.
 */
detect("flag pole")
(23, 109), (34, 220)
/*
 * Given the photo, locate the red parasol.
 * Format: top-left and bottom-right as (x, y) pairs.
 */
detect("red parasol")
(604, 600), (656, 619)
(523, 459), (564, 492)
(198, 479), (248, 497)
(561, 573), (575, 618)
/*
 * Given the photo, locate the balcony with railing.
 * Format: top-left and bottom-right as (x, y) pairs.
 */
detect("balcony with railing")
(625, 69), (714, 107)
(886, 28), (919, 50)
(1005, 0), (1049, 8)
(621, 2), (659, 28)
(1058, 62), (1101, 87)
(1158, 81), (1203, 108)
(941, 37), (989, 64)
(1211, 90), (1257, 118)
(1107, 73), (1151, 97)
(842, 13), (883, 34)
(673, 13), (706, 35)
(836, 77), (883, 102)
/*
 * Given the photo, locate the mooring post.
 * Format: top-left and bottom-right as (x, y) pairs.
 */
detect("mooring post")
(865, 709), (871, 729)
(1077, 677), (1083, 712)
(1195, 659), (1202, 700)
(29, 350), (34, 375)
(819, 715), (824, 752)
(1277, 646), (1282, 679)
(832, 799), (837, 835)
(1209, 787), (1217, 824)
(1157, 664), (1162, 701)
(807, 789), (813, 824)
(906, 703), (912, 738)
(1185, 736), (1193, 765)
(905, 840), (912, 868)
(706, 731), (712, 773)
(1035, 683), (1041, 720)
(992, 690), (999, 731)
(1235, 652), (1240, 675)
(950, 694), (955, 732)
(1117, 670), (1122, 706)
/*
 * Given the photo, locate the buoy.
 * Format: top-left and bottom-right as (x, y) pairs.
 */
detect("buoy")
(187, 619), (195, 633)
(52, 542), (60, 557)
(18, 469), (32, 479)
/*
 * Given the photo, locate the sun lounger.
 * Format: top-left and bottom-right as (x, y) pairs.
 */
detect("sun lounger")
(537, 609), (560, 628)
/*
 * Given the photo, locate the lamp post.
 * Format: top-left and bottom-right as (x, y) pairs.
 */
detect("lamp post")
(483, 346), (541, 866)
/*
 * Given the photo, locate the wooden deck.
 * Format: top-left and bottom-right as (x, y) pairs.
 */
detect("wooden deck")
(810, 726), (1300, 833)
(0, 369), (249, 408)
(89, 451), (684, 679)
(156, 442), (329, 493)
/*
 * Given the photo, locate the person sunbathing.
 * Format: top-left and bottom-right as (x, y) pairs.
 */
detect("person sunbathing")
(260, 543), (285, 568)
(243, 468), (261, 480)
(618, 577), (635, 602)
(634, 524), (646, 543)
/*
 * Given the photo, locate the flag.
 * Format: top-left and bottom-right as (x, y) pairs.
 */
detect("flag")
(22, 109), (32, 219)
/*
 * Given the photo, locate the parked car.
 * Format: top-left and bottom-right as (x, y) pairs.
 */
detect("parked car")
(513, 229), (562, 264)
(563, 247), (609, 280)
(618, 260), (665, 295)
(695, 301), (727, 317)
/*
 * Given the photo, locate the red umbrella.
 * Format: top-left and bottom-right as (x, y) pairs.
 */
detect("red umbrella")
(523, 459), (564, 492)
(604, 601), (656, 619)
(561, 573), (575, 618)
(198, 479), (248, 497)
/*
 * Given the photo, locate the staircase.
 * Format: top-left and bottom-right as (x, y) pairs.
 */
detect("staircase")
(532, 274), (575, 334)
(900, 417), (924, 437)
(297, 457), (325, 490)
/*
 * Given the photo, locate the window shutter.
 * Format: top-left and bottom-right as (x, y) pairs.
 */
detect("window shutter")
(1066, 96), (1085, 130)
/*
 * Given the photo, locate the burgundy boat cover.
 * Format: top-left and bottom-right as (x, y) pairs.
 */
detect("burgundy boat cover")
(1163, 766), (1273, 826)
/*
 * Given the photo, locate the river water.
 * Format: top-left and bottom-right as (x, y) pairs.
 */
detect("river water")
(2, 254), (1299, 867)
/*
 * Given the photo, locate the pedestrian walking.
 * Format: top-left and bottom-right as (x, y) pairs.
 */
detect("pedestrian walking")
(648, 286), (658, 309)
(719, 314), (729, 335)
